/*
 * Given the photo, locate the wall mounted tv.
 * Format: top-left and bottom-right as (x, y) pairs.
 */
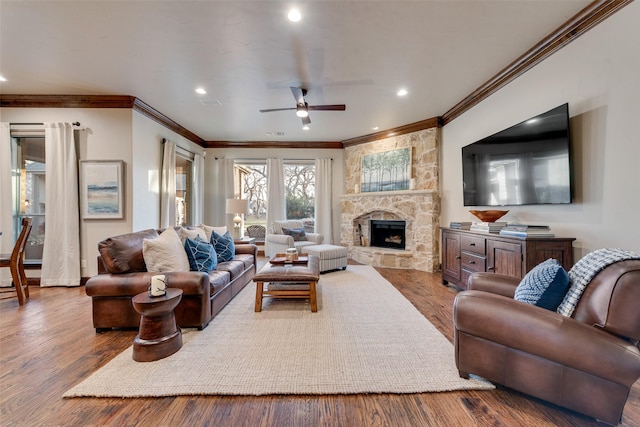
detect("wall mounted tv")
(462, 103), (572, 206)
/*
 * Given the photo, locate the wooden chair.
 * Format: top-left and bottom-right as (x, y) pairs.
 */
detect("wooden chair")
(0, 217), (33, 305)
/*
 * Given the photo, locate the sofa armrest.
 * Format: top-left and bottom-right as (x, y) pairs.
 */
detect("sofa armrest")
(86, 271), (210, 297)
(305, 233), (324, 244)
(454, 290), (640, 386)
(266, 234), (294, 245)
(467, 272), (519, 297)
(235, 243), (258, 265)
(235, 243), (257, 256)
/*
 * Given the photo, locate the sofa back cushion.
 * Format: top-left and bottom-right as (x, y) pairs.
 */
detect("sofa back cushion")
(98, 229), (159, 274)
(272, 220), (304, 234)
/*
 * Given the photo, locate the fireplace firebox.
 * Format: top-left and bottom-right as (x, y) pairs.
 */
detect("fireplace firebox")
(370, 220), (406, 250)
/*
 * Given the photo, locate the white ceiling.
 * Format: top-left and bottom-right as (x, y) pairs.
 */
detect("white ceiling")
(0, 1), (591, 142)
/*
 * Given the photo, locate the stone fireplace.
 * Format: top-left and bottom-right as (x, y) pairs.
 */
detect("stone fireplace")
(341, 126), (440, 272)
(340, 190), (440, 272)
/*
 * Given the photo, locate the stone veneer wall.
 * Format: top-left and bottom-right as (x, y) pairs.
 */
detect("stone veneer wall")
(341, 128), (440, 272)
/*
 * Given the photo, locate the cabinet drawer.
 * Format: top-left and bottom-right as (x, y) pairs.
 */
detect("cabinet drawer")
(461, 252), (486, 272)
(461, 235), (486, 255)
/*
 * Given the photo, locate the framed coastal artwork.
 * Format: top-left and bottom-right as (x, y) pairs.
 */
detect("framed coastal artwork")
(361, 147), (412, 192)
(79, 160), (124, 219)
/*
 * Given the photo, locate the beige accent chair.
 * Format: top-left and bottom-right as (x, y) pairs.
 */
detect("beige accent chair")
(265, 220), (323, 256)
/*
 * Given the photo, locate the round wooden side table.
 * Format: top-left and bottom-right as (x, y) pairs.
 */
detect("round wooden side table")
(131, 288), (183, 362)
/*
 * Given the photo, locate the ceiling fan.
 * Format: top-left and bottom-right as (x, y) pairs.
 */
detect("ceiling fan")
(259, 87), (346, 125)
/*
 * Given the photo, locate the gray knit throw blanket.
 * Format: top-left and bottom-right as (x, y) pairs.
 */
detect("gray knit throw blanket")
(557, 248), (640, 317)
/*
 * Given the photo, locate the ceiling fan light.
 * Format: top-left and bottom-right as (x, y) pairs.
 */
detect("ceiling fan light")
(296, 107), (309, 118)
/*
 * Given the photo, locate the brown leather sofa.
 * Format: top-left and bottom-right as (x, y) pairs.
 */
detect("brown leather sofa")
(86, 228), (257, 332)
(453, 259), (640, 426)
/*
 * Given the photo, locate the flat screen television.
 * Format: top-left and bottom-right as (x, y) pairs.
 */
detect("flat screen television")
(462, 103), (572, 206)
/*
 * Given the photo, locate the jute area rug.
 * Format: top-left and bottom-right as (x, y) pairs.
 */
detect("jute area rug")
(65, 265), (493, 398)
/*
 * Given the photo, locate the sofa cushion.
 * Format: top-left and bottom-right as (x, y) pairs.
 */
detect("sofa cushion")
(514, 258), (570, 310)
(211, 230), (235, 262)
(179, 226), (207, 245)
(282, 227), (307, 241)
(234, 253), (255, 271)
(98, 228), (159, 274)
(185, 236), (218, 272)
(208, 270), (231, 295)
(143, 227), (190, 273)
(216, 260), (246, 281)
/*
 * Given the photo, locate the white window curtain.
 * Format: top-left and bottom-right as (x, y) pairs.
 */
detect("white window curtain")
(160, 139), (176, 228)
(208, 158), (234, 228)
(265, 158), (285, 256)
(0, 123), (13, 286)
(41, 123), (80, 287)
(315, 158), (333, 244)
(192, 152), (204, 226)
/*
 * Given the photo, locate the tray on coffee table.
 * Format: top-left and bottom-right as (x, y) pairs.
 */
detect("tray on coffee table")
(270, 254), (308, 265)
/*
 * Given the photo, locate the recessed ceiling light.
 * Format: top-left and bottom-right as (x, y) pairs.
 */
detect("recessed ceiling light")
(371, 126), (379, 131)
(195, 87), (207, 95)
(0, 75), (7, 82)
(397, 88), (408, 97)
(302, 125), (310, 131)
(288, 8), (302, 22)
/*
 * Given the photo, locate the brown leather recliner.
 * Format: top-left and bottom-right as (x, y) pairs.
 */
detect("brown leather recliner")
(453, 259), (640, 426)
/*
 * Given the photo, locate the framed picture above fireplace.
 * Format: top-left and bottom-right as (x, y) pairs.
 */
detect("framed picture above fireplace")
(361, 147), (411, 192)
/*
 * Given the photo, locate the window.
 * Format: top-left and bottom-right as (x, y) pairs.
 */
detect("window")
(235, 160), (315, 235)
(284, 162), (315, 230)
(11, 136), (46, 261)
(175, 150), (193, 226)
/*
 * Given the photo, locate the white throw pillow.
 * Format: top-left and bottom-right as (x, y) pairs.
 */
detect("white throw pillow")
(200, 224), (228, 241)
(178, 226), (207, 244)
(143, 227), (190, 272)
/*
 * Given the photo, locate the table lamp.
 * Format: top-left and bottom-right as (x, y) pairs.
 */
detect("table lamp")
(226, 198), (249, 239)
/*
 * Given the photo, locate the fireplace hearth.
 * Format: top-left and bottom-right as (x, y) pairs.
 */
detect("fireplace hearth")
(370, 220), (406, 250)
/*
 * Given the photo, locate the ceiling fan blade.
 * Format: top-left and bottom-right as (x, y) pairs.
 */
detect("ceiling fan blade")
(259, 107), (296, 113)
(301, 116), (311, 125)
(307, 104), (346, 111)
(290, 86), (306, 105)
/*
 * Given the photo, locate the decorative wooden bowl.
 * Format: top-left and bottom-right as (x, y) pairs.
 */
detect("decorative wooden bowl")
(469, 209), (509, 222)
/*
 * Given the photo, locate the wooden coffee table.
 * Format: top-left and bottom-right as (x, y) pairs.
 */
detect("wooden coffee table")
(131, 288), (183, 362)
(254, 255), (319, 312)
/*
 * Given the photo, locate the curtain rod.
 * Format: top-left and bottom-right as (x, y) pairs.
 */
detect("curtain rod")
(10, 122), (81, 126)
(161, 138), (204, 158)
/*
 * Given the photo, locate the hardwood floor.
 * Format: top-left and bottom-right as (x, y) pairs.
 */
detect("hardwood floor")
(1, 260), (638, 426)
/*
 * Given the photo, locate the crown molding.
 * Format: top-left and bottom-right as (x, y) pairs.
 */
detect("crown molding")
(132, 98), (205, 145)
(0, 94), (136, 108)
(341, 117), (442, 147)
(441, 0), (633, 124)
(205, 140), (343, 149)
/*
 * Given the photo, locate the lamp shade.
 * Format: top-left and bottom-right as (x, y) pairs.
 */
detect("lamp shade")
(226, 198), (249, 214)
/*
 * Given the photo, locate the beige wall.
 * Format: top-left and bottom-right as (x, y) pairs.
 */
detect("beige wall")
(1, 108), (205, 278)
(441, 2), (640, 259)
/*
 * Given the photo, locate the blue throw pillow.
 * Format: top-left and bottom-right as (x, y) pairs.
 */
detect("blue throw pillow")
(211, 230), (235, 262)
(184, 236), (217, 272)
(514, 258), (570, 310)
(281, 227), (307, 241)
